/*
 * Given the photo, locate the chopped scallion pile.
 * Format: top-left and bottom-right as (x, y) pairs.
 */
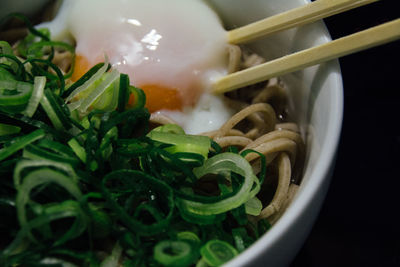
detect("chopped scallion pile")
(0, 13), (272, 267)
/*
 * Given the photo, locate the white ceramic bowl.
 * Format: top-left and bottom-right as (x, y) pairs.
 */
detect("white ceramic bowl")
(1, 0), (343, 266)
(210, 0), (343, 266)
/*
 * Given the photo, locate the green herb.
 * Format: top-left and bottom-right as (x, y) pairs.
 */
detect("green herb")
(200, 240), (238, 266)
(0, 14), (272, 267)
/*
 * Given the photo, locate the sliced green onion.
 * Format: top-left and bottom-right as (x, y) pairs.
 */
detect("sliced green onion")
(22, 143), (79, 167)
(13, 159), (78, 189)
(100, 242), (122, 267)
(0, 122), (20, 136)
(86, 204), (112, 240)
(39, 91), (62, 129)
(154, 240), (195, 267)
(0, 80), (33, 106)
(101, 169), (174, 235)
(232, 228), (254, 252)
(0, 41), (13, 54)
(40, 88), (71, 130)
(195, 258), (209, 267)
(0, 54), (28, 81)
(247, 175), (261, 201)
(0, 66), (15, 80)
(245, 196), (262, 216)
(79, 69), (120, 113)
(91, 73), (120, 112)
(15, 168), (83, 242)
(16, 168), (86, 247)
(99, 108), (149, 138)
(98, 126), (118, 160)
(27, 41), (74, 65)
(62, 63), (107, 98)
(151, 124), (185, 134)
(8, 196), (82, 256)
(174, 179), (238, 204)
(0, 110), (72, 141)
(0, 41), (18, 73)
(179, 153), (258, 215)
(17, 27), (51, 59)
(25, 58), (65, 95)
(116, 138), (152, 157)
(37, 138), (77, 158)
(241, 149), (267, 184)
(38, 257), (80, 267)
(117, 74), (129, 112)
(0, 129), (45, 161)
(210, 140), (222, 155)
(148, 129), (211, 159)
(67, 99), (82, 112)
(174, 152), (205, 167)
(65, 58), (109, 103)
(177, 231), (201, 244)
(231, 204), (247, 225)
(232, 228), (246, 252)
(127, 85), (146, 109)
(176, 200), (226, 225)
(43, 249), (100, 266)
(142, 148), (198, 184)
(43, 200), (88, 246)
(68, 138), (87, 163)
(200, 240), (238, 267)
(23, 76), (45, 117)
(6, 200), (87, 252)
(257, 219), (272, 236)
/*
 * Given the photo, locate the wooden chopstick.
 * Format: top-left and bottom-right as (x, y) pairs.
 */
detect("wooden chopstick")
(214, 18), (400, 94)
(228, 0), (379, 44)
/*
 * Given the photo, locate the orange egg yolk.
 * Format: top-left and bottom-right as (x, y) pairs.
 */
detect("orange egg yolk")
(71, 54), (184, 112)
(138, 84), (183, 113)
(71, 54), (91, 82)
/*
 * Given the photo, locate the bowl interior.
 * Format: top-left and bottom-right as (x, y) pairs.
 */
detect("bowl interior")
(209, 0), (343, 266)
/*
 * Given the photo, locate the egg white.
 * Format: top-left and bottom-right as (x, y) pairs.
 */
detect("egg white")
(38, 0), (234, 134)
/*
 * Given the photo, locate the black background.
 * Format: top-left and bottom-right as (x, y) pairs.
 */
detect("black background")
(291, 1), (400, 267)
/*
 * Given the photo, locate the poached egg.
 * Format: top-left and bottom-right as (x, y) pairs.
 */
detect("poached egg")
(39, 0), (234, 134)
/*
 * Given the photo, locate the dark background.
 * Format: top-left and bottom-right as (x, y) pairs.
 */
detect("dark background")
(291, 1), (400, 267)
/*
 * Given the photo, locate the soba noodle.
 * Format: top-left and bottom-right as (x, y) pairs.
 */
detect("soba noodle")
(149, 44), (305, 223)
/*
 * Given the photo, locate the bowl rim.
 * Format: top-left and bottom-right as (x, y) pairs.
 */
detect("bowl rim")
(225, 1), (344, 266)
